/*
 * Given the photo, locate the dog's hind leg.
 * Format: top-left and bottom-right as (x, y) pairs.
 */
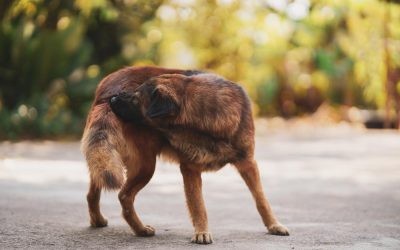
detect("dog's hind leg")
(180, 165), (213, 244)
(234, 158), (289, 236)
(87, 179), (108, 227)
(118, 158), (156, 237)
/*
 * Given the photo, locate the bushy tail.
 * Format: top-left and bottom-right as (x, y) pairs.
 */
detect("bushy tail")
(81, 103), (125, 190)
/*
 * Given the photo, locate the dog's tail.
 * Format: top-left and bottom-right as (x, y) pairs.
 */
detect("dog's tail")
(81, 103), (125, 190)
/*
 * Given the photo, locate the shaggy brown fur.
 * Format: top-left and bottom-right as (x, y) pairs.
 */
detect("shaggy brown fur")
(109, 72), (289, 243)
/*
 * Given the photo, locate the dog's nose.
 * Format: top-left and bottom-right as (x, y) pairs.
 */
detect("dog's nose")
(110, 96), (119, 104)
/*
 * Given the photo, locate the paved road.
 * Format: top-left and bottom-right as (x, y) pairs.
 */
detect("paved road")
(1, 127), (400, 249)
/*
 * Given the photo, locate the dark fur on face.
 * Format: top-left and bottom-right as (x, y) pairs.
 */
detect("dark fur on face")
(110, 79), (179, 123)
(110, 93), (142, 123)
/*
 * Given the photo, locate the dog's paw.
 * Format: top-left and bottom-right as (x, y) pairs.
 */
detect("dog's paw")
(268, 223), (290, 236)
(136, 225), (155, 237)
(191, 232), (213, 244)
(90, 217), (108, 228)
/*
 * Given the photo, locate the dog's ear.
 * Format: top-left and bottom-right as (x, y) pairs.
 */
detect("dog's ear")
(146, 85), (178, 119)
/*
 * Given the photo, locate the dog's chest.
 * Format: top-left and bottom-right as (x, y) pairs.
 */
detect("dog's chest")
(165, 130), (238, 168)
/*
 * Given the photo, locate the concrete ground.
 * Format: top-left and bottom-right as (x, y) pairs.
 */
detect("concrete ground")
(0, 126), (400, 249)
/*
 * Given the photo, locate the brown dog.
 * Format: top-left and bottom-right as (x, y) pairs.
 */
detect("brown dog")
(109, 73), (289, 243)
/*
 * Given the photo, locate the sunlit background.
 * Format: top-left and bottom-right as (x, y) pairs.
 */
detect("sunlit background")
(0, 0), (399, 139)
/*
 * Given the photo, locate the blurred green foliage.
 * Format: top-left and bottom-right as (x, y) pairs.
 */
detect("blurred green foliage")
(0, 0), (399, 139)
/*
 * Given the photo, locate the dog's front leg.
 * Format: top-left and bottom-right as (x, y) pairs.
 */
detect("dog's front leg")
(180, 165), (213, 244)
(235, 158), (289, 236)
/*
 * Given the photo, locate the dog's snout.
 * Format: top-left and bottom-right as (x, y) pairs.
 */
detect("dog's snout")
(110, 96), (119, 105)
(110, 93), (135, 103)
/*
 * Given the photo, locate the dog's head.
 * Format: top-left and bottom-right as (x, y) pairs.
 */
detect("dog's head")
(110, 74), (185, 123)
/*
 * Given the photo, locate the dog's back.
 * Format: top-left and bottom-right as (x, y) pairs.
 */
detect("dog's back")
(179, 74), (248, 138)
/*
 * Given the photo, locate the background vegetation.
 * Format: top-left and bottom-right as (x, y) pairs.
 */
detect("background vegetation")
(0, 0), (399, 139)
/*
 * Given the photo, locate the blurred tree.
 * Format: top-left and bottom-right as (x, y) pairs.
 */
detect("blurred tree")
(383, 0), (400, 128)
(0, 0), (163, 139)
(0, 0), (399, 139)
